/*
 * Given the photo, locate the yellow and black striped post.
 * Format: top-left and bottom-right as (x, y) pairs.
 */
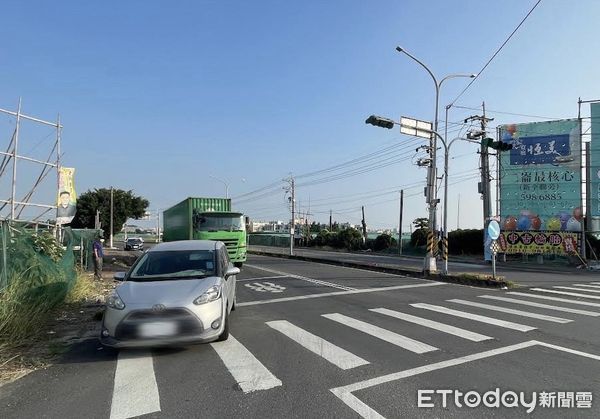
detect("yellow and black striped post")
(426, 230), (435, 256)
(442, 236), (448, 262)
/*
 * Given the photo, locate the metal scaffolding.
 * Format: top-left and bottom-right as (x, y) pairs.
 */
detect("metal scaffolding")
(0, 98), (63, 226)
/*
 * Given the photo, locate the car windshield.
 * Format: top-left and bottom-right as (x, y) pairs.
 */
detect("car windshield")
(128, 250), (216, 281)
(195, 215), (244, 232)
(127, 239), (142, 244)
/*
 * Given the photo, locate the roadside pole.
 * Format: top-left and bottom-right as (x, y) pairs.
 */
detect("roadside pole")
(110, 186), (114, 248)
(488, 220), (500, 280)
(398, 190), (404, 255)
(288, 176), (295, 256)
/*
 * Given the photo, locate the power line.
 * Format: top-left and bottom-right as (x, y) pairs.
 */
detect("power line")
(232, 138), (420, 201)
(449, 0), (543, 106)
(453, 104), (562, 120)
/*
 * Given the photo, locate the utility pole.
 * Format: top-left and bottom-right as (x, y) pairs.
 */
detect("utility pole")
(466, 103), (494, 261)
(110, 186), (114, 249)
(284, 176), (295, 255)
(398, 190), (404, 255)
(156, 210), (161, 243)
(329, 210), (332, 231)
(457, 194), (461, 230)
(361, 206), (367, 244)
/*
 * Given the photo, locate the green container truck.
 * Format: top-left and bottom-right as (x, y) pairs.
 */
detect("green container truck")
(162, 197), (247, 267)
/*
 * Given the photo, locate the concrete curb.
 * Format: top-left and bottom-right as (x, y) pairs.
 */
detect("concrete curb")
(249, 250), (511, 289)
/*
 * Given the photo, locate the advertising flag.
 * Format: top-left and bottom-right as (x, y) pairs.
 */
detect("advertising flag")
(56, 167), (77, 225)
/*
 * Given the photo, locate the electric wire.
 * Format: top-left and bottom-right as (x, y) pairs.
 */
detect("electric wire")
(449, 0), (543, 106)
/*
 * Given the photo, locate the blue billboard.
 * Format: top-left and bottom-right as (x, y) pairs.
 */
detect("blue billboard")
(499, 119), (582, 237)
(590, 103), (600, 220)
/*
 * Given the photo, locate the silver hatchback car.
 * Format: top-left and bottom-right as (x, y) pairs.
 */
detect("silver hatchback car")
(100, 240), (238, 348)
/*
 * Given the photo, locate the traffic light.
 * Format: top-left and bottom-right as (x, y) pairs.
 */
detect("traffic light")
(365, 115), (395, 129)
(481, 137), (513, 151)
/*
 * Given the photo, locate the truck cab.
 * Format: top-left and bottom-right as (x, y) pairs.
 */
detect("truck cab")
(194, 211), (247, 267)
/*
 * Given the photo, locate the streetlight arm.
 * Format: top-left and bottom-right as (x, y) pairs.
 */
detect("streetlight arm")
(396, 46), (438, 92)
(439, 73), (478, 89)
(209, 175), (230, 199)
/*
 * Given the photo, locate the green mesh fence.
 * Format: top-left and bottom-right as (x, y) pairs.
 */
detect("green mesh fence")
(0, 221), (102, 342)
(248, 233), (291, 248)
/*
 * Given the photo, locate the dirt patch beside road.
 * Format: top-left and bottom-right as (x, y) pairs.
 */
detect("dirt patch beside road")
(0, 249), (139, 388)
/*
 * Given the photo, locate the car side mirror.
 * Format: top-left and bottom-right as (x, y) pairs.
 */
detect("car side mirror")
(113, 272), (126, 281)
(225, 266), (240, 278)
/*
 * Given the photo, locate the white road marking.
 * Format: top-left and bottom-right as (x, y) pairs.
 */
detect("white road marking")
(244, 282), (286, 293)
(322, 313), (437, 354)
(244, 263), (355, 291)
(447, 299), (572, 323)
(553, 286), (600, 294)
(479, 295), (600, 317)
(237, 282), (445, 307)
(507, 291), (600, 307)
(411, 303), (536, 332)
(570, 283), (600, 289)
(110, 351), (160, 419)
(211, 335), (282, 393)
(370, 308), (492, 342)
(266, 320), (369, 370)
(530, 288), (600, 300)
(237, 275), (289, 282)
(330, 340), (600, 419)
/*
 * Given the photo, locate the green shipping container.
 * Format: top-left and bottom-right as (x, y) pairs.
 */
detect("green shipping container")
(162, 197), (247, 266)
(163, 197), (232, 241)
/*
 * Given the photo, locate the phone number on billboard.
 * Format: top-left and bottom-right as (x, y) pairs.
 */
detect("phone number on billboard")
(520, 193), (563, 201)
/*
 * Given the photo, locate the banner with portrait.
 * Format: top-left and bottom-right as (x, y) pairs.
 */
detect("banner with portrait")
(56, 167), (77, 225)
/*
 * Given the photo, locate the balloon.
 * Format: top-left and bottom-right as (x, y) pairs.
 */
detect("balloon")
(517, 216), (531, 230)
(504, 216), (517, 230)
(531, 216), (542, 230)
(567, 217), (582, 232)
(558, 211), (570, 229)
(573, 207), (583, 221)
(547, 217), (561, 231)
(520, 210), (533, 218)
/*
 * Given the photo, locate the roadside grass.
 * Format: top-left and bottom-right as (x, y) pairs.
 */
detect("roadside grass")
(0, 272), (100, 350)
(65, 271), (100, 304)
(0, 272), (107, 386)
(451, 272), (515, 288)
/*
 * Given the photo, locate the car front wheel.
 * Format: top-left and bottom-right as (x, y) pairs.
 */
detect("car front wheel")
(217, 310), (229, 341)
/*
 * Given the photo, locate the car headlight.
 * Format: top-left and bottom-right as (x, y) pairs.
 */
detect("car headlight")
(193, 285), (221, 305)
(106, 291), (126, 310)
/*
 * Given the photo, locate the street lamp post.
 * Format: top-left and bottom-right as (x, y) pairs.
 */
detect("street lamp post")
(441, 135), (481, 274)
(394, 46), (475, 273)
(366, 112), (479, 275)
(209, 175), (230, 199)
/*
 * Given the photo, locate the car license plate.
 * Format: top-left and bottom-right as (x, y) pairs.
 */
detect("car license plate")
(139, 322), (177, 338)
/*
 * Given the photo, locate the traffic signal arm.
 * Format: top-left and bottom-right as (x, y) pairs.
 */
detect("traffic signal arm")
(481, 137), (513, 151)
(365, 115), (396, 129)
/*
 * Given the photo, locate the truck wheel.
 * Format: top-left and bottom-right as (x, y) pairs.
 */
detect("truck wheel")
(234, 262), (243, 268)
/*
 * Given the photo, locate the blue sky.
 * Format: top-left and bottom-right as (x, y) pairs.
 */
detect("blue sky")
(1, 0), (600, 231)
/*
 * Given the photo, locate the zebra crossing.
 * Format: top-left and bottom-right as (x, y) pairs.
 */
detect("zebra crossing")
(108, 280), (600, 419)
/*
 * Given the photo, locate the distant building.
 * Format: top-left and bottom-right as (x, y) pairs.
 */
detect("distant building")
(249, 220), (286, 232)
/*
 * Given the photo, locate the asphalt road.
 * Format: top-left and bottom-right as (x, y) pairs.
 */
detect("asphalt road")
(2, 255), (600, 418)
(250, 245), (600, 287)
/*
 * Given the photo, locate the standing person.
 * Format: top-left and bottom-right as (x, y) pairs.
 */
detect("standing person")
(93, 234), (104, 279)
